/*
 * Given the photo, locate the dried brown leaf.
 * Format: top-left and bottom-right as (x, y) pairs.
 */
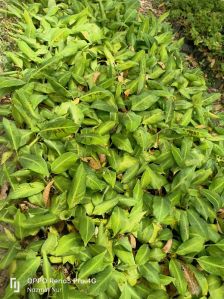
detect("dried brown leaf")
(93, 71), (101, 83)
(19, 203), (29, 212)
(0, 182), (9, 200)
(218, 208), (224, 218)
(162, 239), (173, 253)
(129, 234), (136, 249)
(181, 263), (200, 296)
(99, 154), (106, 164)
(88, 158), (101, 170)
(118, 72), (124, 83)
(124, 89), (131, 97)
(186, 55), (198, 67)
(43, 180), (54, 208)
(21, 201), (39, 209)
(158, 61), (166, 69)
(81, 156), (101, 169)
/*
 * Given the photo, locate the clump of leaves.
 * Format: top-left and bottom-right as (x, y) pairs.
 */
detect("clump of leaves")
(153, 0), (224, 80)
(0, 0), (224, 298)
(169, 0), (223, 52)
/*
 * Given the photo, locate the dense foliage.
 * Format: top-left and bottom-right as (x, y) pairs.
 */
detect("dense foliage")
(0, 0), (224, 298)
(154, 0), (224, 79)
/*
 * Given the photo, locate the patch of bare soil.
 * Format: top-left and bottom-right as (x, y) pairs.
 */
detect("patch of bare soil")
(140, 0), (165, 15)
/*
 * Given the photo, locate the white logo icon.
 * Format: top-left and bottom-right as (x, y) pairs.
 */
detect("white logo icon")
(10, 278), (20, 293)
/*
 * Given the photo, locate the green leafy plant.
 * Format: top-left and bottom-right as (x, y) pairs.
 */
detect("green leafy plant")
(153, 0), (224, 79)
(0, 0), (224, 298)
(167, 0), (223, 52)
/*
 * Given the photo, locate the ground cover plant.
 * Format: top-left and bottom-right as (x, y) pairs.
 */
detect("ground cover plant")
(0, 0), (224, 298)
(152, 0), (224, 84)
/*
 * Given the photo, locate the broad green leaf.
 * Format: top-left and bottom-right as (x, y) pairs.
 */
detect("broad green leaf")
(197, 256), (224, 276)
(28, 55), (64, 80)
(121, 111), (142, 132)
(114, 248), (135, 266)
(39, 118), (78, 140)
(190, 266), (208, 296)
(102, 169), (116, 188)
(86, 173), (106, 191)
(23, 213), (59, 229)
(0, 77), (25, 89)
(111, 134), (133, 154)
(23, 9), (35, 37)
(49, 28), (71, 46)
(72, 23), (103, 43)
(142, 109), (164, 125)
(93, 198), (118, 215)
(19, 154), (49, 176)
(141, 167), (167, 189)
(215, 239), (224, 251)
(0, 242), (18, 270)
(61, 40), (87, 58)
(79, 215), (95, 246)
(69, 103), (84, 124)
(179, 210), (189, 242)
(67, 163), (86, 208)
(200, 189), (222, 210)
(109, 206), (128, 236)
(79, 251), (106, 279)
(42, 252), (52, 289)
(53, 233), (83, 256)
(133, 127), (154, 149)
(147, 290), (168, 299)
(210, 285), (224, 299)
(51, 152), (78, 174)
(17, 40), (41, 63)
(96, 120), (117, 135)
(88, 266), (113, 296)
(171, 144), (183, 167)
(46, 77), (72, 98)
(54, 271), (70, 299)
(187, 209), (208, 239)
(76, 133), (110, 146)
(176, 237), (204, 255)
(171, 167), (195, 192)
(132, 179), (143, 201)
(3, 257), (41, 299)
(80, 87), (112, 103)
(14, 210), (27, 239)
(135, 244), (151, 265)
(122, 163), (139, 184)
(6, 52), (23, 68)
(209, 177), (224, 194)
(130, 92), (158, 111)
(119, 282), (141, 299)
(138, 263), (160, 284)
(153, 197), (170, 222)
(41, 231), (58, 255)
(2, 118), (21, 151)
(91, 100), (118, 113)
(169, 259), (187, 295)
(8, 182), (45, 200)
(123, 0), (139, 23)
